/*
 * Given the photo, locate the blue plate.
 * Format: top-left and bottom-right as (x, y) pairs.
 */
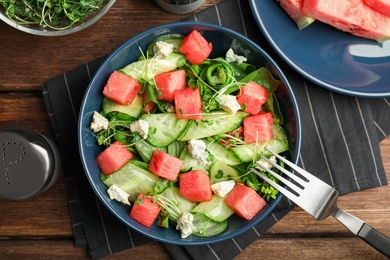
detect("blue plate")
(250, 0), (390, 98)
(78, 21), (301, 245)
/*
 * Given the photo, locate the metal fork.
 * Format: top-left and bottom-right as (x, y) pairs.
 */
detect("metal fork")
(251, 148), (390, 257)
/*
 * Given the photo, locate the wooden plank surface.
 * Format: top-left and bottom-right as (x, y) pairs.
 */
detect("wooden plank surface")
(0, 0), (389, 259)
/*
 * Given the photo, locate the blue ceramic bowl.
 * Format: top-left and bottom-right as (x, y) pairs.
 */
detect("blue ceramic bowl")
(78, 21), (301, 245)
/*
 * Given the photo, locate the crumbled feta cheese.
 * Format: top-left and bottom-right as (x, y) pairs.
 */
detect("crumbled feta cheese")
(211, 180), (236, 197)
(188, 139), (209, 162)
(218, 94), (241, 114)
(130, 119), (149, 139)
(225, 48), (247, 65)
(164, 102), (175, 113)
(256, 156), (277, 171)
(176, 212), (194, 238)
(107, 184), (131, 206)
(90, 111), (109, 133)
(154, 41), (174, 58)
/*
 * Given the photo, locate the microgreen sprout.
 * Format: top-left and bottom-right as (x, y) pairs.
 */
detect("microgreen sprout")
(0, 0), (106, 30)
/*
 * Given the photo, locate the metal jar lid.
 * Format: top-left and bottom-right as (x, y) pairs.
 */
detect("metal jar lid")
(155, 0), (205, 14)
(0, 128), (62, 200)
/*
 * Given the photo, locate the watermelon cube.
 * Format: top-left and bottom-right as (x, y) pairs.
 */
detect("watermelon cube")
(179, 30), (212, 65)
(243, 112), (274, 143)
(180, 170), (212, 202)
(129, 193), (161, 227)
(103, 71), (141, 105)
(224, 184), (266, 220)
(148, 150), (184, 181)
(154, 70), (187, 102)
(237, 81), (268, 115)
(174, 87), (202, 119)
(96, 141), (133, 176)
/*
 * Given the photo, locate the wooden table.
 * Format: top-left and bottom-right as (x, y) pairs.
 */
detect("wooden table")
(1, 0), (389, 259)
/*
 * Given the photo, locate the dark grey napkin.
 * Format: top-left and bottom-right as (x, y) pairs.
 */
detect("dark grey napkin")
(42, 0), (390, 259)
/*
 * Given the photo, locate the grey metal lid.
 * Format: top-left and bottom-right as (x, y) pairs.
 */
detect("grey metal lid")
(155, 0), (205, 14)
(0, 128), (62, 200)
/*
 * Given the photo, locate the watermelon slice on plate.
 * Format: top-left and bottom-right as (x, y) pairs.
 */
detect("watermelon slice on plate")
(302, 0), (390, 42)
(279, 0), (315, 29)
(363, 0), (390, 16)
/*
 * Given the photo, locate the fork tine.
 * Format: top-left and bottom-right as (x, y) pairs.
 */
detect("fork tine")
(253, 161), (303, 195)
(258, 155), (307, 188)
(265, 148), (315, 182)
(251, 168), (299, 200)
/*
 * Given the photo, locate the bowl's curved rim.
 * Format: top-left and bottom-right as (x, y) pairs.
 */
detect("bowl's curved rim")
(78, 21), (302, 245)
(0, 0), (116, 36)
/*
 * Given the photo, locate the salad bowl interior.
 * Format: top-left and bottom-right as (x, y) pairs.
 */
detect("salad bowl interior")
(78, 21), (301, 245)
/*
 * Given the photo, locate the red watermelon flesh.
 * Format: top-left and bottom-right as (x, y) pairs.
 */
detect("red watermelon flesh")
(224, 184), (267, 220)
(237, 81), (268, 116)
(279, 0), (315, 29)
(243, 112), (274, 143)
(154, 70), (187, 102)
(103, 71), (141, 105)
(302, 0), (390, 42)
(174, 87), (203, 119)
(364, 0), (390, 16)
(179, 30), (212, 65)
(148, 150), (184, 181)
(129, 193), (161, 227)
(179, 170), (213, 202)
(96, 141), (133, 176)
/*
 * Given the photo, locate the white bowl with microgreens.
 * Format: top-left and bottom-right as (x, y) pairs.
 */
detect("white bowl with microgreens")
(78, 21), (302, 245)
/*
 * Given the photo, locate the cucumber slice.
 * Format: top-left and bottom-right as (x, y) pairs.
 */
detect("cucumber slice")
(140, 113), (189, 147)
(177, 111), (248, 141)
(203, 139), (241, 166)
(230, 144), (256, 163)
(134, 139), (167, 162)
(230, 124), (289, 162)
(102, 95), (143, 118)
(102, 161), (159, 202)
(119, 52), (185, 82)
(191, 213), (228, 237)
(209, 160), (242, 184)
(179, 148), (213, 172)
(191, 195), (234, 222)
(129, 159), (149, 171)
(159, 187), (197, 223)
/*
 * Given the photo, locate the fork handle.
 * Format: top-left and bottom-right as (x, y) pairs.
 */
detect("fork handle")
(334, 209), (390, 257)
(357, 223), (390, 257)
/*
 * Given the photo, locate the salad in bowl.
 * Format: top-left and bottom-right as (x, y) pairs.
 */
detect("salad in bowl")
(78, 21), (301, 245)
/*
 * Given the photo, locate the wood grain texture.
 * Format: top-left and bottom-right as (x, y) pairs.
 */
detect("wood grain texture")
(0, 0), (389, 258)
